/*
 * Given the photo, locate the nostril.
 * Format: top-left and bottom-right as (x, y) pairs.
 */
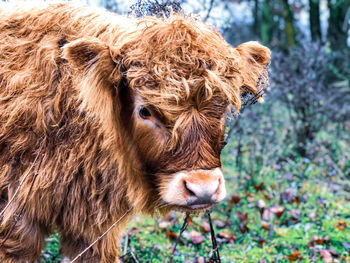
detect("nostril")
(183, 180), (196, 197)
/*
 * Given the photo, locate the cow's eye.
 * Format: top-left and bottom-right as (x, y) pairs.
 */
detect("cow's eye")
(139, 106), (152, 119)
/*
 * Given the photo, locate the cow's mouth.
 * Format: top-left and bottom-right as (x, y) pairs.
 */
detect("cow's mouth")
(187, 203), (212, 210)
(176, 203), (212, 212)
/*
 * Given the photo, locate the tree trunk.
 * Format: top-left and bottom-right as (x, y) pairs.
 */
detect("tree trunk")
(261, 1), (273, 44)
(253, 0), (260, 36)
(282, 0), (297, 47)
(309, 0), (322, 41)
(327, 0), (350, 50)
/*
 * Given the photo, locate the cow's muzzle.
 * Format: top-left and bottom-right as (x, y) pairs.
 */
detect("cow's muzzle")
(161, 168), (226, 210)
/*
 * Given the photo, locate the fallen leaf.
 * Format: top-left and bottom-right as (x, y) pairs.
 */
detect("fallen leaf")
(335, 221), (347, 231)
(281, 188), (294, 203)
(258, 239), (267, 246)
(286, 250), (302, 262)
(320, 250), (333, 263)
(218, 231), (236, 243)
(200, 222), (210, 233)
(307, 235), (330, 247)
(288, 209), (301, 220)
(239, 223), (249, 234)
(237, 212), (248, 224)
(262, 206), (284, 221)
(264, 194), (272, 200)
(261, 221), (270, 231)
(270, 206), (285, 218)
(230, 194), (241, 205)
(228, 194), (241, 210)
(165, 231), (178, 239)
(253, 182), (264, 191)
(190, 230), (204, 245)
(257, 199), (266, 210)
(214, 219), (226, 228)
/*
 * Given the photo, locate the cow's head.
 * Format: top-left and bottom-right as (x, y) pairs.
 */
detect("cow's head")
(63, 14), (270, 212)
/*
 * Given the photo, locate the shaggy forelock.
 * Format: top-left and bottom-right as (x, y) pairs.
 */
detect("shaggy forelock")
(119, 14), (243, 143)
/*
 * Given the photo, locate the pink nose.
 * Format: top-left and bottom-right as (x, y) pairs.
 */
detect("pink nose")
(161, 168), (227, 207)
(183, 176), (220, 205)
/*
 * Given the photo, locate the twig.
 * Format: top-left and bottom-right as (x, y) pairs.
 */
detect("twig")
(168, 212), (190, 263)
(204, 0), (215, 22)
(123, 232), (129, 255)
(208, 211), (221, 263)
(71, 206), (134, 263)
(130, 249), (139, 263)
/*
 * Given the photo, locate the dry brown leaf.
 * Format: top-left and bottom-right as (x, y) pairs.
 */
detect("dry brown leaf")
(239, 223), (249, 234)
(335, 221), (347, 231)
(286, 250), (302, 262)
(258, 239), (268, 246)
(262, 206), (284, 221)
(230, 194), (241, 204)
(200, 222), (210, 233)
(218, 231), (236, 243)
(237, 211), (248, 224)
(261, 221), (270, 231)
(190, 230), (204, 245)
(165, 231), (178, 239)
(264, 194), (272, 200)
(307, 235), (330, 247)
(253, 182), (264, 191)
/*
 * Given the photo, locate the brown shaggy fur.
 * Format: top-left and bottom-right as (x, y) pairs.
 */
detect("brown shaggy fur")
(0, 2), (270, 262)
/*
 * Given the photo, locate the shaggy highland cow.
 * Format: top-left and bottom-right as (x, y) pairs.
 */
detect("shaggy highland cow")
(0, 2), (270, 262)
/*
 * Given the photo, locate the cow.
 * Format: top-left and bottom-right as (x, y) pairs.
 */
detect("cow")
(0, 2), (270, 262)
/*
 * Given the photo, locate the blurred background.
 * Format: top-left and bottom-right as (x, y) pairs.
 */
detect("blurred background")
(8, 0), (347, 262)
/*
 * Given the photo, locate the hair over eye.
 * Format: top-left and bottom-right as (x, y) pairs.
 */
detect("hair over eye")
(139, 106), (152, 119)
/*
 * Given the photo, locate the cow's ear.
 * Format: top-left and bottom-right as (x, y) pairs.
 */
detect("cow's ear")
(236, 41), (271, 96)
(62, 38), (122, 129)
(62, 38), (118, 80)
